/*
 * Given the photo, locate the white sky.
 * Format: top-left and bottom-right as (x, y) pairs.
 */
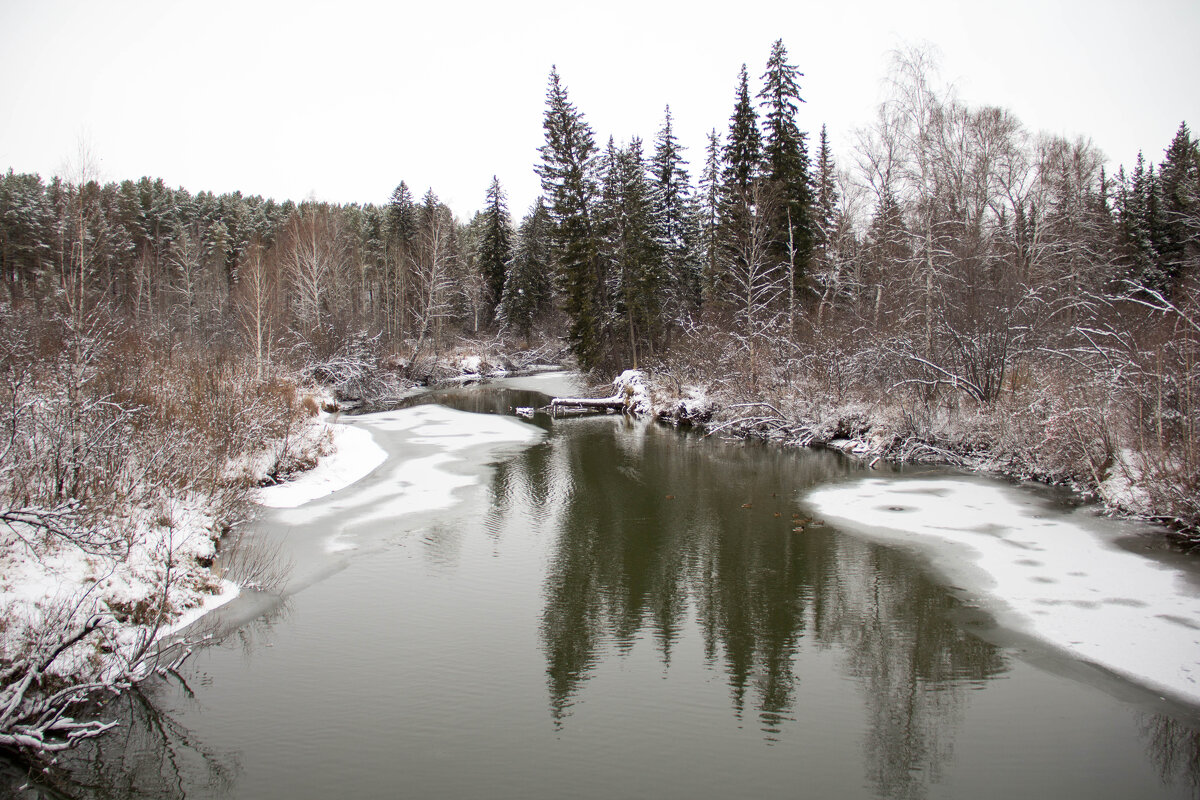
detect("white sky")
(2, 0), (1198, 221)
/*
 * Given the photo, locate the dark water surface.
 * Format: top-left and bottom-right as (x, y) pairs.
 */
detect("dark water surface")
(9, 378), (1200, 799)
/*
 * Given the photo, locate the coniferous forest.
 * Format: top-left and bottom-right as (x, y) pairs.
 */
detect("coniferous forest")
(1, 40), (1199, 753)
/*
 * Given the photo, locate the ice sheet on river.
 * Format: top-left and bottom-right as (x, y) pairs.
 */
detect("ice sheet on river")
(257, 422), (388, 509)
(262, 405), (544, 552)
(805, 477), (1200, 707)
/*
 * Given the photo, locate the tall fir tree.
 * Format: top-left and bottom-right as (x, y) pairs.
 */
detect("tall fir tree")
(387, 181), (417, 247)
(1120, 152), (1164, 289)
(651, 106), (702, 315)
(814, 124), (838, 250)
(499, 199), (554, 344)
(758, 38), (813, 310)
(597, 137), (668, 366)
(1158, 122), (1200, 288)
(478, 176), (514, 319)
(722, 64), (762, 197)
(698, 128), (724, 303)
(535, 66), (603, 369)
(716, 67), (764, 313)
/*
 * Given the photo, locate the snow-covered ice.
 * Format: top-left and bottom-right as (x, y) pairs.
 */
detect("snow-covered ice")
(257, 420), (387, 509)
(805, 477), (1200, 706)
(160, 578), (240, 638)
(269, 405), (545, 551)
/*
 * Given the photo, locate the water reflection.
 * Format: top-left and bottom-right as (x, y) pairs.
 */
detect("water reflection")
(0, 601), (292, 800)
(1, 684), (239, 800)
(531, 419), (1006, 793)
(1139, 713), (1200, 796)
(12, 391), (1200, 800)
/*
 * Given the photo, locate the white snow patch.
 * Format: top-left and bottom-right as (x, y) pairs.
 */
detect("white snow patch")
(806, 477), (1200, 706)
(0, 495), (235, 679)
(257, 421), (386, 509)
(274, 405), (544, 538)
(159, 579), (240, 638)
(613, 369), (652, 416)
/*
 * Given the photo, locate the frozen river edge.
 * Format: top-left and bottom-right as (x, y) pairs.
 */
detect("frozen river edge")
(805, 476), (1200, 709)
(255, 386), (1200, 711)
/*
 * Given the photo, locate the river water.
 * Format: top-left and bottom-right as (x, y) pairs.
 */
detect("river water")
(10, 375), (1200, 799)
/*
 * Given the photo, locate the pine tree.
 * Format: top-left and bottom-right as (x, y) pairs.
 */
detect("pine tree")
(387, 181), (417, 248)
(814, 125), (838, 251)
(597, 137), (667, 366)
(758, 38), (813, 310)
(1120, 152), (1163, 289)
(478, 176), (514, 319)
(722, 64), (762, 197)
(812, 125), (845, 324)
(698, 129), (723, 303)
(499, 199), (553, 344)
(716, 67), (763, 314)
(383, 181), (418, 341)
(535, 66), (603, 369)
(1158, 122), (1200, 288)
(651, 106), (702, 316)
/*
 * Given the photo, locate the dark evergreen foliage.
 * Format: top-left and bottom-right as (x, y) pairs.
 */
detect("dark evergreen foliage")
(721, 64), (762, 198)
(758, 39), (813, 304)
(597, 136), (668, 366)
(651, 106), (703, 317)
(478, 176), (514, 316)
(499, 199), (554, 343)
(535, 66), (603, 369)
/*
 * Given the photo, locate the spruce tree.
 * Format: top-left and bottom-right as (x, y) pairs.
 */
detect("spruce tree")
(387, 181), (417, 249)
(716, 66), (763, 314)
(499, 199), (553, 345)
(597, 137), (667, 366)
(1121, 152), (1163, 289)
(1158, 122), (1200, 288)
(535, 66), (603, 369)
(651, 106), (702, 315)
(814, 124), (838, 250)
(722, 64), (762, 197)
(478, 176), (514, 319)
(698, 129), (723, 303)
(758, 38), (813, 309)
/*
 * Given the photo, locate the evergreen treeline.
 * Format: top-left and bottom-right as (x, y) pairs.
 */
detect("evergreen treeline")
(1, 40), (1198, 531)
(530, 43), (1199, 534)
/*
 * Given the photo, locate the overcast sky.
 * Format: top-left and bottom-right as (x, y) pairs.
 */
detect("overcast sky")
(2, 0), (1198, 221)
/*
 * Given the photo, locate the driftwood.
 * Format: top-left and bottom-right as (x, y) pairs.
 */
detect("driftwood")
(548, 371), (650, 418)
(548, 393), (631, 417)
(550, 395), (625, 411)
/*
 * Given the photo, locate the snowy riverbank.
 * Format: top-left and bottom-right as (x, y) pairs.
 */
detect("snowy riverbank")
(257, 417), (388, 509)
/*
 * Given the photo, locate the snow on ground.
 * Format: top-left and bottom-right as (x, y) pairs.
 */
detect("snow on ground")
(613, 369), (652, 416)
(257, 418), (387, 509)
(805, 476), (1200, 706)
(0, 495), (242, 678)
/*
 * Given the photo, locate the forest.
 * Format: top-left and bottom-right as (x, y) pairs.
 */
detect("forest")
(0, 40), (1198, 753)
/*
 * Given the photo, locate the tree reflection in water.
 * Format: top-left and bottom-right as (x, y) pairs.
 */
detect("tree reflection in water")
(531, 419), (1006, 797)
(0, 598), (292, 799)
(1, 685), (239, 800)
(1139, 712), (1200, 796)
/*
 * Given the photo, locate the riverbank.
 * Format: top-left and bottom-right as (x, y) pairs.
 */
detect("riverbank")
(626, 368), (1195, 546)
(539, 369), (1200, 708)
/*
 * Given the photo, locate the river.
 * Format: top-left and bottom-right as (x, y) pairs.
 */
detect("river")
(8, 374), (1200, 799)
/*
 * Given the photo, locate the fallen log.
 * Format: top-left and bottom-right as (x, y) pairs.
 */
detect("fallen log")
(548, 394), (626, 415)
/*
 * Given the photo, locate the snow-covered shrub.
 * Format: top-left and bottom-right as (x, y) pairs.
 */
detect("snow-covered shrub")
(0, 306), (327, 752)
(613, 369), (652, 416)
